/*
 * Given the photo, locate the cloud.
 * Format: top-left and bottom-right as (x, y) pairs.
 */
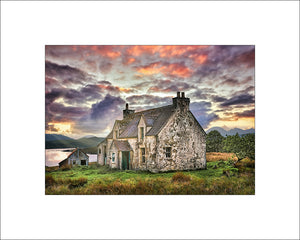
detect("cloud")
(73, 45), (121, 59)
(234, 109), (255, 118)
(220, 94), (254, 107)
(135, 61), (192, 78)
(212, 96), (227, 102)
(45, 61), (93, 85)
(219, 78), (239, 86)
(189, 88), (216, 100)
(99, 61), (113, 74)
(90, 94), (125, 120)
(125, 94), (171, 108)
(71, 94), (126, 136)
(189, 101), (220, 128)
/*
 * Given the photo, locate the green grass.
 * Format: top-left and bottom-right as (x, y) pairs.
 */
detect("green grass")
(45, 160), (254, 195)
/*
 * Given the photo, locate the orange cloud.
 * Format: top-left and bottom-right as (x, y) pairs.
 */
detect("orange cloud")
(189, 54), (208, 64)
(126, 45), (209, 58)
(124, 57), (136, 65)
(159, 46), (208, 58)
(136, 62), (192, 78)
(126, 46), (160, 56)
(73, 45), (121, 59)
(97, 84), (134, 93)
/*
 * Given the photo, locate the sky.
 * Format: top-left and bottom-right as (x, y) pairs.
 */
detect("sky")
(45, 45), (255, 139)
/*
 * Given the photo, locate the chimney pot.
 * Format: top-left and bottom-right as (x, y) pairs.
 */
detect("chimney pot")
(177, 92), (180, 98)
(181, 92), (185, 98)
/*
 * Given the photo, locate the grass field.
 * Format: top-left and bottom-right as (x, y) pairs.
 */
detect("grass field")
(45, 152), (255, 195)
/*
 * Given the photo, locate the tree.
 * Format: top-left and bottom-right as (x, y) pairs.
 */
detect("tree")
(206, 130), (225, 152)
(222, 133), (255, 162)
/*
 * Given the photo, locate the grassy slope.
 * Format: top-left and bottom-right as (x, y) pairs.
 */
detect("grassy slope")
(45, 153), (255, 195)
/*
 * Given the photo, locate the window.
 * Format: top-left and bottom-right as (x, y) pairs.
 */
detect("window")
(140, 148), (145, 163)
(165, 147), (171, 158)
(112, 153), (115, 163)
(73, 160), (76, 165)
(140, 127), (144, 141)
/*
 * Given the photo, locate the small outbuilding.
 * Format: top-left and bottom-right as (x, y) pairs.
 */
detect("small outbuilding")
(58, 148), (89, 168)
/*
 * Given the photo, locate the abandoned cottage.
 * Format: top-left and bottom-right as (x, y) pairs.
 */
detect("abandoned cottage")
(59, 148), (89, 168)
(97, 92), (206, 173)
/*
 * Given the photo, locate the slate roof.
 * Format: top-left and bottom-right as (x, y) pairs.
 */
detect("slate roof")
(111, 140), (133, 151)
(106, 104), (175, 139)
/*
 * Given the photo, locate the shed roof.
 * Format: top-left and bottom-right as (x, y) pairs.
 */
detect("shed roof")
(66, 148), (89, 159)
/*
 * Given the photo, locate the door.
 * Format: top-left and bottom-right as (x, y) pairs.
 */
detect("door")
(122, 151), (130, 170)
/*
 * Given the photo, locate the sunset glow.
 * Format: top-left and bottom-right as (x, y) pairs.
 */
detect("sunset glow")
(45, 45), (255, 138)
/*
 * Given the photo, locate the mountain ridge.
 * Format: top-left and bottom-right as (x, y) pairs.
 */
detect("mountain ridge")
(206, 127), (255, 137)
(45, 134), (105, 149)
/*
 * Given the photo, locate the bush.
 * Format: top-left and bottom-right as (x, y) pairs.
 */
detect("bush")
(68, 177), (88, 189)
(45, 175), (55, 187)
(172, 172), (191, 183)
(60, 165), (72, 171)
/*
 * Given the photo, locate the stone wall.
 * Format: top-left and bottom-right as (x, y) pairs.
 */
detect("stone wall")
(148, 110), (206, 172)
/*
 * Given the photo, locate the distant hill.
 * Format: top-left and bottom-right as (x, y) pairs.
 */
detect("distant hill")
(45, 134), (73, 142)
(206, 127), (255, 137)
(45, 134), (105, 149)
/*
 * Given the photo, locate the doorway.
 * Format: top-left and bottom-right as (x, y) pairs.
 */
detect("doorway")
(121, 151), (130, 170)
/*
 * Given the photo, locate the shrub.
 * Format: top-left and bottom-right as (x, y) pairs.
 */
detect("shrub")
(45, 175), (55, 187)
(61, 165), (71, 171)
(68, 177), (88, 189)
(172, 172), (191, 183)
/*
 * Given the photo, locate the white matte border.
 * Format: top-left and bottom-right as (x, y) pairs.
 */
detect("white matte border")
(1, 1), (299, 239)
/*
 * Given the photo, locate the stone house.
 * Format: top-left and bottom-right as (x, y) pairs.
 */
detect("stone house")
(58, 148), (89, 168)
(97, 92), (206, 172)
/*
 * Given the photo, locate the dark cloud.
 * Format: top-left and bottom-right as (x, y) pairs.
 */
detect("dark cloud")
(190, 101), (212, 112)
(212, 96), (227, 102)
(219, 78), (239, 86)
(189, 88), (216, 100)
(48, 103), (88, 119)
(234, 86), (255, 96)
(234, 109), (255, 118)
(229, 48), (255, 68)
(220, 94), (254, 107)
(90, 94), (125, 120)
(45, 61), (93, 85)
(46, 86), (102, 106)
(189, 101), (219, 128)
(45, 88), (64, 105)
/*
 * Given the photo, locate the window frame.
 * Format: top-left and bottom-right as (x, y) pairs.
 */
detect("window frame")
(140, 147), (146, 163)
(140, 127), (144, 141)
(165, 147), (172, 158)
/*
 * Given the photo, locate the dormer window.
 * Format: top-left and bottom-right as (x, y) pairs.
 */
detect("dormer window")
(140, 127), (144, 141)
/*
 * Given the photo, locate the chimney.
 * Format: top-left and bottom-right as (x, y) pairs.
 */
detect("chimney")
(172, 91), (190, 112)
(123, 103), (135, 119)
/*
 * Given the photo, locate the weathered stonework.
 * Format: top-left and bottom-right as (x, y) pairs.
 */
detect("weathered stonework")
(97, 92), (206, 172)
